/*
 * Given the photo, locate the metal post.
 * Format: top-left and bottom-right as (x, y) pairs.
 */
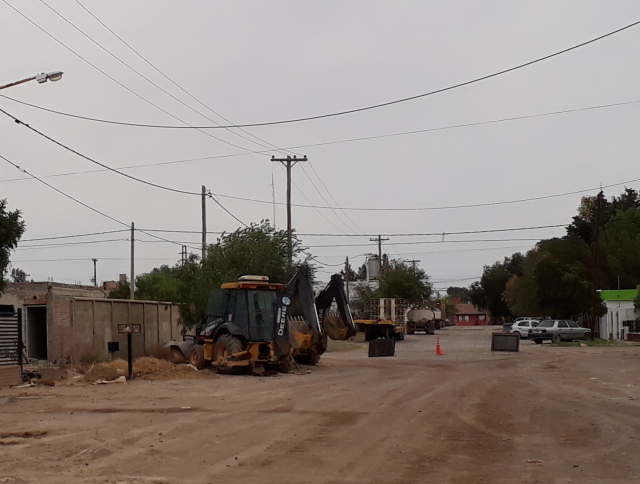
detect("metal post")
(130, 222), (135, 300)
(202, 185), (207, 262)
(126, 326), (133, 380)
(271, 155), (307, 266)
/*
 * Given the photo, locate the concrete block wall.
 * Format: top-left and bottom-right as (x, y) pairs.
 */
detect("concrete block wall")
(0, 366), (21, 388)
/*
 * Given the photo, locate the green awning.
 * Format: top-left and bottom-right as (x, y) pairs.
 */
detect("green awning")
(600, 289), (638, 301)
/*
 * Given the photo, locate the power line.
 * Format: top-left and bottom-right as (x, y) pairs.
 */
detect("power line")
(4, 91), (639, 138)
(0, 153), (130, 227)
(36, 0), (282, 156)
(21, 229), (130, 242)
(0, 107), (200, 196)
(73, 0), (294, 156)
(3, 17), (638, 129)
(12, 257), (173, 262)
(2, 0), (275, 157)
(307, 238), (547, 249)
(0, 152), (197, 249)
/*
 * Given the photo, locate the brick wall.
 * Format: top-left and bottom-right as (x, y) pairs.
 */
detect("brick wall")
(0, 366), (21, 388)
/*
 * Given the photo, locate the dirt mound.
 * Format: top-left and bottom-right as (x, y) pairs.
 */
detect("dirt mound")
(82, 357), (213, 382)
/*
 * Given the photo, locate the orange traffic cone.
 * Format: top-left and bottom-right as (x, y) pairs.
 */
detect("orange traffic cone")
(436, 337), (444, 356)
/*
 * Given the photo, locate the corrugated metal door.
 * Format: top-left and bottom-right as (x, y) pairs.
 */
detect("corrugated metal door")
(0, 308), (20, 367)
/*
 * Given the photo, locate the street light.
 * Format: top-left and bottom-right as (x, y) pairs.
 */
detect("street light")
(0, 71), (64, 90)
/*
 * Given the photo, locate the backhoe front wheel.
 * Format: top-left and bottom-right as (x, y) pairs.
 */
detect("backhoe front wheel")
(214, 334), (246, 375)
(190, 345), (205, 369)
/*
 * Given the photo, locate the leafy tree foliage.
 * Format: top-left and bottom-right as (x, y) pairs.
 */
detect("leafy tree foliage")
(0, 200), (26, 292)
(378, 259), (432, 304)
(108, 280), (131, 299)
(485, 189), (640, 321)
(600, 207), (640, 289)
(109, 221), (306, 328)
(10, 267), (28, 283)
(446, 286), (471, 303)
(470, 253), (524, 319)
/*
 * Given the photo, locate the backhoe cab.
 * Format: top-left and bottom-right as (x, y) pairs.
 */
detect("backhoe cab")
(169, 266), (356, 374)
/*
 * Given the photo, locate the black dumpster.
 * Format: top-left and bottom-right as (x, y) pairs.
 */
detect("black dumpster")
(368, 338), (395, 357)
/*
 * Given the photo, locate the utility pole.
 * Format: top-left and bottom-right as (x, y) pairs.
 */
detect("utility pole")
(345, 256), (350, 303)
(271, 155), (307, 266)
(407, 259), (420, 272)
(91, 258), (98, 287)
(130, 222), (135, 300)
(202, 185), (207, 262)
(591, 190), (604, 340)
(370, 235), (389, 262)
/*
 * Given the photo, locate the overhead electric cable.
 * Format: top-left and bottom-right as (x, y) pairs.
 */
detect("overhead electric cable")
(3, 17), (638, 128)
(37, 0), (283, 155)
(0, 152), (197, 249)
(0, 153), (129, 227)
(307, 238), (547, 248)
(0, 107), (200, 196)
(206, 192), (248, 227)
(21, 229), (130, 242)
(2, 0), (272, 156)
(4, 94), (638, 132)
(73, 0), (294, 155)
(209, 177), (640, 212)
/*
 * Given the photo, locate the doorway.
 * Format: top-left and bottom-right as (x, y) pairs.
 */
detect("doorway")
(26, 306), (47, 360)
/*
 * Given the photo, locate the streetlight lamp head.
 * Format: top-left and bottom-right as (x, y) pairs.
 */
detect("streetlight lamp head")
(47, 71), (63, 82)
(35, 71), (63, 84)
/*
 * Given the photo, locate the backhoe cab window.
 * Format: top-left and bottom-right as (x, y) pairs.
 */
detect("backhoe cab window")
(205, 289), (228, 317)
(248, 290), (277, 341)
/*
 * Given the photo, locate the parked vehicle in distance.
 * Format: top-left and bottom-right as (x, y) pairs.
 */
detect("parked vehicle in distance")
(509, 319), (540, 338)
(528, 320), (591, 344)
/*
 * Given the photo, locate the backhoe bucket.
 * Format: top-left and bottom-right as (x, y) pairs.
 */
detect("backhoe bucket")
(322, 311), (356, 340)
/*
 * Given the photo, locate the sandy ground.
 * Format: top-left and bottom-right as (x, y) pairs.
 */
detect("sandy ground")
(2, 326), (640, 484)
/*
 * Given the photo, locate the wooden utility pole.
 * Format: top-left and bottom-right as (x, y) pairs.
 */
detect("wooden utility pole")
(591, 190), (604, 340)
(407, 259), (420, 271)
(130, 222), (135, 300)
(345, 256), (350, 303)
(201, 185), (207, 262)
(370, 235), (389, 262)
(271, 155), (307, 266)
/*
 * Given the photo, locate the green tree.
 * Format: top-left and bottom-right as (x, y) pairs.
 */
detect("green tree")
(446, 286), (471, 303)
(203, 220), (305, 285)
(378, 259), (432, 304)
(0, 199), (26, 292)
(108, 280), (132, 299)
(600, 207), (640, 289)
(470, 253), (524, 319)
(504, 237), (598, 319)
(10, 267), (28, 283)
(112, 221), (306, 329)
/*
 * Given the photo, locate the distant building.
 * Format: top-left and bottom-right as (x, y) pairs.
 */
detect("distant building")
(599, 289), (640, 340)
(0, 282), (182, 363)
(453, 303), (488, 326)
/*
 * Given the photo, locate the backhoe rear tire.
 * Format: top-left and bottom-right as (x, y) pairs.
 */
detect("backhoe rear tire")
(214, 334), (246, 375)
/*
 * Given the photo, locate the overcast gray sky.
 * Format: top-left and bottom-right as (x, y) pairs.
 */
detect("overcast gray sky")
(2, 1), (640, 290)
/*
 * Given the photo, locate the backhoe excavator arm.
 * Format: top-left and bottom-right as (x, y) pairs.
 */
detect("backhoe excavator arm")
(273, 265), (321, 358)
(315, 274), (357, 340)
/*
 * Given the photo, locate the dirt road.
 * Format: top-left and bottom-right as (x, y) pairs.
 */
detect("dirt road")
(2, 326), (640, 483)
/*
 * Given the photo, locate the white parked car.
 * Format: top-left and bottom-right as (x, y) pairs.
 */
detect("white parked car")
(509, 319), (540, 338)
